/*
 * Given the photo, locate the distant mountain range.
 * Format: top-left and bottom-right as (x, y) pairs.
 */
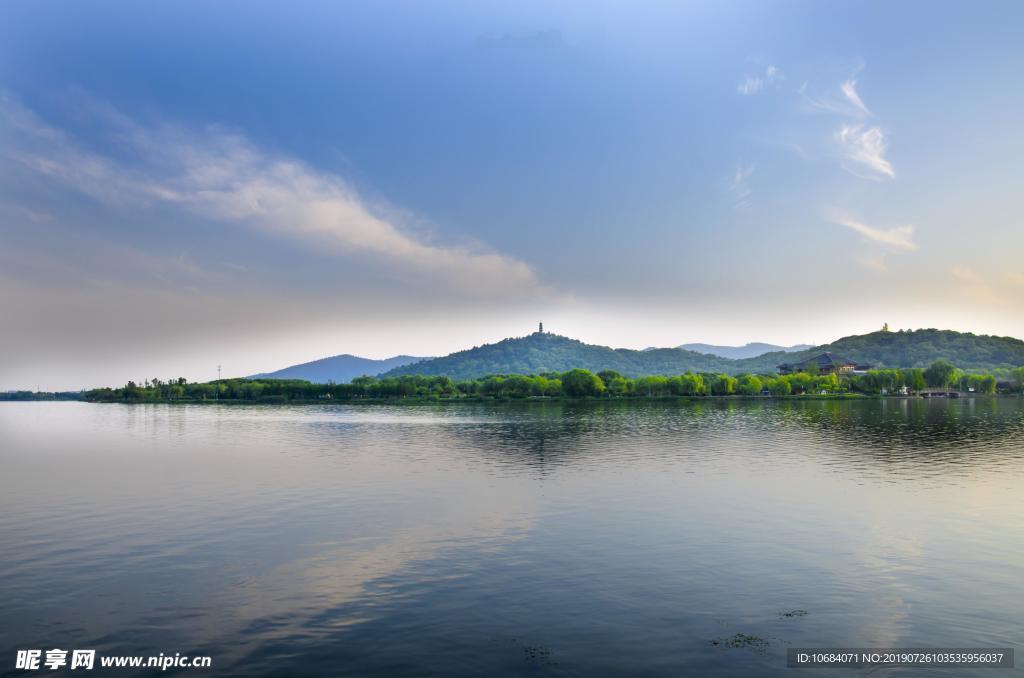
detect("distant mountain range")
(250, 354), (428, 383)
(381, 333), (740, 380)
(379, 329), (1024, 380)
(677, 342), (812, 359)
(254, 328), (1024, 383)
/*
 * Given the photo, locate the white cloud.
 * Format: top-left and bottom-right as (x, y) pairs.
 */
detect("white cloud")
(1, 96), (543, 300)
(836, 123), (894, 180)
(840, 79), (872, 116)
(1004, 272), (1024, 286)
(837, 217), (917, 250)
(730, 161), (755, 207)
(951, 265), (1004, 305)
(798, 78), (872, 118)
(858, 253), (889, 272)
(737, 77), (763, 96)
(737, 65), (782, 95)
(950, 267), (1024, 306)
(951, 265), (983, 285)
(795, 73), (896, 179)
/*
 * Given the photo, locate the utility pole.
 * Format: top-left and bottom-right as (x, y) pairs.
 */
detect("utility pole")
(216, 365), (221, 400)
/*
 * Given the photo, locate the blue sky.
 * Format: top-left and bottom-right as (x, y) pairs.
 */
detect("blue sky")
(2, 1), (1023, 388)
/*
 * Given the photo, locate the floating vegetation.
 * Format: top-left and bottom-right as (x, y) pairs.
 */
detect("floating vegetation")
(496, 637), (559, 667)
(522, 644), (557, 666)
(779, 609), (808, 618)
(711, 633), (771, 654)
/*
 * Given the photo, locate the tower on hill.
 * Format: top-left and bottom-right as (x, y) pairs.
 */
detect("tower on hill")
(538, 321), (544, 334)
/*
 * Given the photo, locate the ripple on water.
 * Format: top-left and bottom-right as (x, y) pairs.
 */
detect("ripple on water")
(1, 398), (1023, 677)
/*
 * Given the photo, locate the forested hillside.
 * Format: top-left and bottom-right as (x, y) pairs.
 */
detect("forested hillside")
(802, 329), (1024, 369)
(380, 332), (737, 380)
(380, 329), (1024, 380)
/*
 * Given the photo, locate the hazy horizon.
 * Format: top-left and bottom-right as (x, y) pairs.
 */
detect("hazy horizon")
(3, 2), (1024, 390)
(5, 322), (1020, 392)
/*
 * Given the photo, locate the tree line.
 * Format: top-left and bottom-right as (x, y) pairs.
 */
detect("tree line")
(83, 361), (1024, 402)
(0, 391), (83, 401)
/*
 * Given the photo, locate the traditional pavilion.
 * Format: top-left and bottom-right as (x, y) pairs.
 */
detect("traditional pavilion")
(776, 352), (868, 375)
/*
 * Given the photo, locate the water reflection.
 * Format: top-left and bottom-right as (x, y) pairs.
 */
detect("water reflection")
(1, 399), (1022, 677)
(406, 398), (1024, 480)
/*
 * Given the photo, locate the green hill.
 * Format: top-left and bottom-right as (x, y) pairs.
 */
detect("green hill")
(380, 332), (738, 380)
(380, 329), (1024, 380)
(790, 328), (1024, 370)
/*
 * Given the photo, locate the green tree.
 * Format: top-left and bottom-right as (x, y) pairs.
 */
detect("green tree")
(766, 377), (791, 396)
(815, 373), (839, 393)
(903, 368), (925, 393)
(788, 373), (811, 395)
(709, 374), (736, 396)
(605, 375), (630, 395)
(735, 374), (763, 395)
(561, 369), (606, 397)
(924, 359), (958, 389)
(865, 368), (900, 394)
(679, 373), (705, 395)
(543, 378), (563, 396)
(1012, 366), (1024, 394)
(598, 370), (629, 396)
(124, 381), (141, 399)
(667, 375), (684, 396)
(964, 374), (996, 394)
(635, 375), (669, 396)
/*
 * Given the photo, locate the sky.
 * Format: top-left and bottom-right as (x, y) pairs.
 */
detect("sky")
(2, 1), (1023, 389)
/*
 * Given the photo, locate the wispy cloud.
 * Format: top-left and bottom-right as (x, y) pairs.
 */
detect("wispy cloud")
(836, 123), (894, 180)
(949, 267), (1024, 306)
(730, 161), (755, 207)
(798, 78), (871, 118)
(857, 253), (890, 272)
(1, 95), (543, 300)
(737, 65), (782, 96)
(1004, 272), (1024, 286)
(839, 80), (872, 116)
(796, 73), (895, 180)
(951, 265), (983, 285)
(951, 265), (1002, 305)
(837, 217), (917, 250)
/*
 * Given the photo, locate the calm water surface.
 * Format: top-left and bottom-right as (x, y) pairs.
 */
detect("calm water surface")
(1, 399), (1023, 677)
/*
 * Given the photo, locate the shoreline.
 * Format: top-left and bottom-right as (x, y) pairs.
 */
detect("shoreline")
(33, 393), (1019, 405)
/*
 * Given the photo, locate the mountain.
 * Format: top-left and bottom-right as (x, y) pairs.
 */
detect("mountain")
(793, 329), (1024, 370)
(380, 332), (740, 380)
(251, 354), (429, 383)
(679, 342), (812, 359)
(379, 329), (1024, 380)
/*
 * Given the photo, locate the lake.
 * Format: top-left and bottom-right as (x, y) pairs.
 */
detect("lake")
(2, 399), (1022, 676)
